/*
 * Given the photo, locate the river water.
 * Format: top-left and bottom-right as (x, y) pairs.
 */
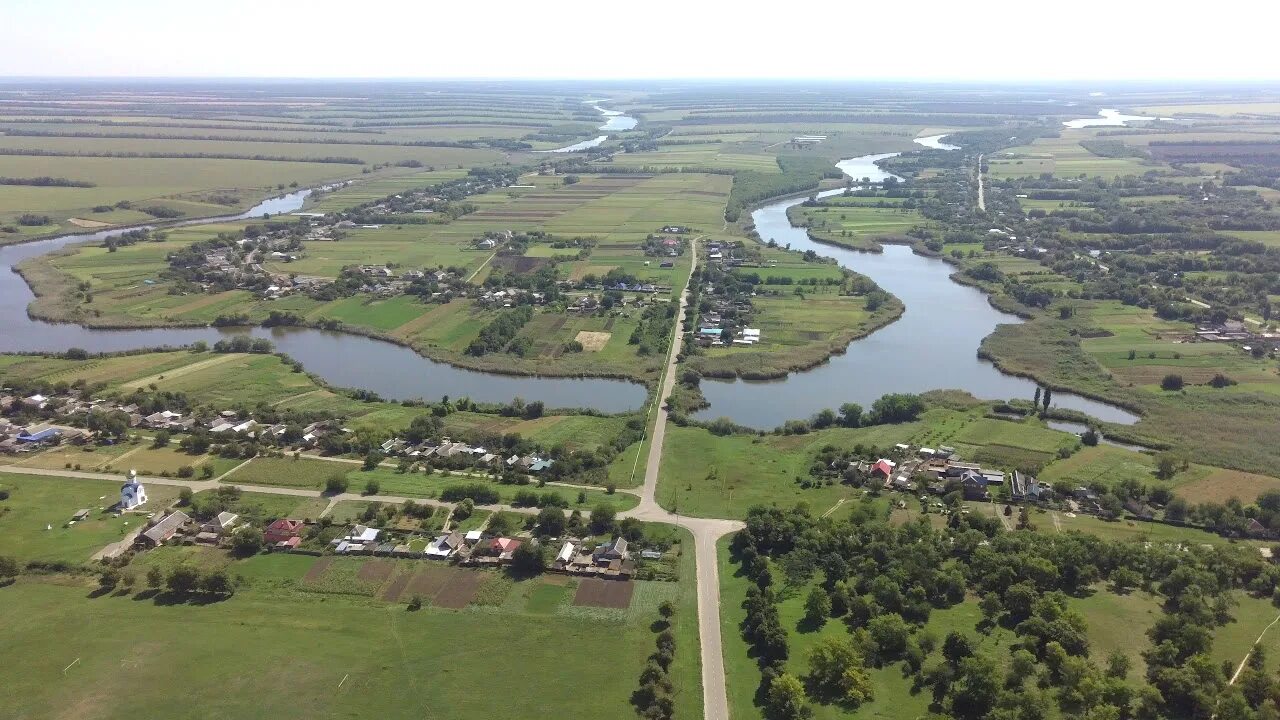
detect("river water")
(0, 192), (647, 412)
(1062, 109), (1155, 129)
(691, 147), (1141, 429)
(535, 105), (638, 153)
(914, 134), (960, 151)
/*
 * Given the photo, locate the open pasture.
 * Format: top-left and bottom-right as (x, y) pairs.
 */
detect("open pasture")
(989, 134), (1155, 179)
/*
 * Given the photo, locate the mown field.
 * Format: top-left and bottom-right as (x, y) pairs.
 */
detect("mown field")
(0, 537), (701, 720)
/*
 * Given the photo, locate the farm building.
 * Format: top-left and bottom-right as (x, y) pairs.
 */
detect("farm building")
(141, 511), (190, 547)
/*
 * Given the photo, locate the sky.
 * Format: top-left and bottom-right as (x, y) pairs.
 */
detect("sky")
(3, 0), (1278, 82)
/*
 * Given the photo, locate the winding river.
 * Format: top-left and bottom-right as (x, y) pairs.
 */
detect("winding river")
(535, 105), (638, 153)
(691, 146), (1141, 429)
(0, 193), (647, 412)
(1, 124), (1140, 426)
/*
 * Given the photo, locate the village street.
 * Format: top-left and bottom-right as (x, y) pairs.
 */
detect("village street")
(620, 240), (743, 720)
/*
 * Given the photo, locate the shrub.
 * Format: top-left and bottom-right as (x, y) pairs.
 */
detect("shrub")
(1160, 374), (1184, 391)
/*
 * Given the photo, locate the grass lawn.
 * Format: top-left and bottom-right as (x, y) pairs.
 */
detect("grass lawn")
(1214, 593), (1280, 676)
(0, 566), (696, 720)
(222, 456), (348, 489)
(656, 420), (931, 519)
(0, 472), (179, 564)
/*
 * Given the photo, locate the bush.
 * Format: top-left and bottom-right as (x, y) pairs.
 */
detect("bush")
(230, 528), (263, 558)
(17, 213), (51, 226)
(1160, 374), (1185, 391)
(325, 475), (349, 494)
(440, 483), (500, 504)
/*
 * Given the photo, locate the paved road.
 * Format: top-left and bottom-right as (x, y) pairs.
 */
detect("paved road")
(617, 241), (743, 720)
(976, 154), (986, 211)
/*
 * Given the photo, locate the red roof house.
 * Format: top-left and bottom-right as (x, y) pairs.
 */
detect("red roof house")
(264, 518), (305, 545)
(871, 459), (897, 478)
(490, 537), (522, 559)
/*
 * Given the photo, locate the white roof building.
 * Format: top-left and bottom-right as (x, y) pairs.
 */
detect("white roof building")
(120, 469), (148, 510)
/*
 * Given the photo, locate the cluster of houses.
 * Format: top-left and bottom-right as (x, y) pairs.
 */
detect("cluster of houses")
(258, 516), (641, 579)
(549, 535), (645, 578)
(377, 436), (554, 473)
(346, 171), (515, 218)
(477, 287), (547, 308)
(119, 470), (649, 580)
(0, 388), (343, 451)
(0, 417), (87, 453)
(643, 234), (684, 258)
(191, 223), (347, 300)
(1194, 320), (1279, 354)
(853, 444), (1052, 503)
(696, 325), (762, 347)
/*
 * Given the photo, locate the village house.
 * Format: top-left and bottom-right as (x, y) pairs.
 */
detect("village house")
(141, 510), (191, 547)
(594, 537), (629, 566)
(264, 518), (305, 545)
(425, 531), (464, 559)
(490, 537), (522, 561)
(201, 511), (240, 536)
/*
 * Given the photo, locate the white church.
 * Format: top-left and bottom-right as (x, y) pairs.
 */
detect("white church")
(120, 470), (148, 510)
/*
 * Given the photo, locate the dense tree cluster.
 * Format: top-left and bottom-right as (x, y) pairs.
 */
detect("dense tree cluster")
(729, 501), (1280, 720)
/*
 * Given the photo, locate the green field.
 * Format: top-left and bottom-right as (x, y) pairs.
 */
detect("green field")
(0, 541), (701, 720)
(0, 473), (180, 564)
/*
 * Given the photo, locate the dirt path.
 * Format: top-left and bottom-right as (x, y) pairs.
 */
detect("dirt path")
(1230, 614), (1280, 684)
(821, 498), (847, 518)
(466, 252), (497, 283)
(121, 353), (240, 390)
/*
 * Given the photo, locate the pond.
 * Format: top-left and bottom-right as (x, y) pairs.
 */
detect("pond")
(691, 151), (1141, 429)
(0, 192), (648, 412)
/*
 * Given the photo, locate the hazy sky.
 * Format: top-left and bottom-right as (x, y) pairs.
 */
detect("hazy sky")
(3, 0), (1278, 81)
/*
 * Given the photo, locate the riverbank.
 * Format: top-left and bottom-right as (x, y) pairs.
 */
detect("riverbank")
(685, 293), (905, 382)
(17, 257), (663, 386)
(691, 156), (1141, 429)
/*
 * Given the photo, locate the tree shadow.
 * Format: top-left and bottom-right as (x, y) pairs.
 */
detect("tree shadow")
(650, 619), (671, 633)
(133, 588), (160, 601)
(795, 616), (824, 634)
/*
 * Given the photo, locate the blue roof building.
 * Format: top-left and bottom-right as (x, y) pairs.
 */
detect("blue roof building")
(17, 427), (61, 443)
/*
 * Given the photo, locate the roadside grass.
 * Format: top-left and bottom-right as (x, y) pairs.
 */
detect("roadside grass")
(188, 488), (329, 524)
(351, 466), (639, 512)
(222, 456), (347, 489)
